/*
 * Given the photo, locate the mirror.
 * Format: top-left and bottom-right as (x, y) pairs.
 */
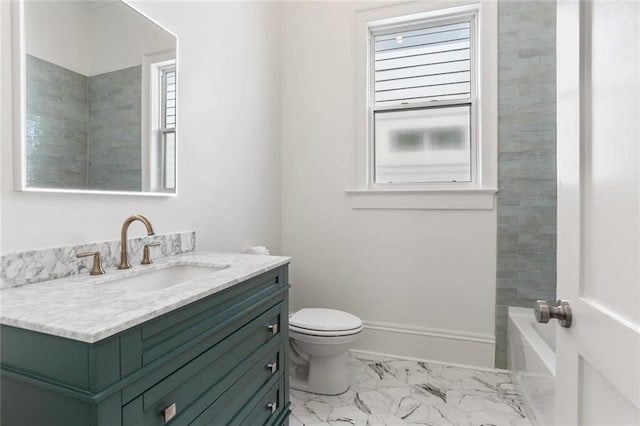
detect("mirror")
(18, 0), (177, 195)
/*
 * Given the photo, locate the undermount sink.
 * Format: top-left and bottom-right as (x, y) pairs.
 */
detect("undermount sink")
(104, 264), (228, 292)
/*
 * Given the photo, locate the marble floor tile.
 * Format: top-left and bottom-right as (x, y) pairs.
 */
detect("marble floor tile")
(290, 352), (533, 426)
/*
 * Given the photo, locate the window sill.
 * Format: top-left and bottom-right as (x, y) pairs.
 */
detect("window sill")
(345, 188), (497, 210)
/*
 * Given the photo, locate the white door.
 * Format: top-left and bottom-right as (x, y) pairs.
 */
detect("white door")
(555, 0), (640, 425)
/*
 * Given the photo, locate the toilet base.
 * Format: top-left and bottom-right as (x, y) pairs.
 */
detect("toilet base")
(290, 352), (350, 395)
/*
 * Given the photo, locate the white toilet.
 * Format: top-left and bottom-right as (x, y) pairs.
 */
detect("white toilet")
(289, 308), (363, 395)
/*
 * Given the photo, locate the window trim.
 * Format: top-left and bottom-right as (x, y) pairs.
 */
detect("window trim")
(159, 65), (176, 191)
(143, 52), (177, 193)
(370, 12), (477, 188)
(350, 1), (497, 209)
(141, 49), (177, 193)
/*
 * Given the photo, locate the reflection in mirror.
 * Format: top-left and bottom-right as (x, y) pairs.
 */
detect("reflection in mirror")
(22, 0), (177, 194)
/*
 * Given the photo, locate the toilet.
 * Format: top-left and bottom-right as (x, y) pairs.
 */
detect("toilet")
(288, 308), (363, 395)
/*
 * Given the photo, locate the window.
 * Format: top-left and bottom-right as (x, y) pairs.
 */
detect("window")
(160, 66), (176, 190)
(147, 58), (176, 192)
(351, 2), (497, 209)
(141, 50), (177, 193)
(372, 18), (475, 184)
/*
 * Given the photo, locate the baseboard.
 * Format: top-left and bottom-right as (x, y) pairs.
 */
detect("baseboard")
(353, 320), (496, 369)
(349, 349), (508, 374)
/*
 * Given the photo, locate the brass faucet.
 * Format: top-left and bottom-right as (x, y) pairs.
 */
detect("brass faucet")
(118, 215), (155, 269)
(76, 251), (105, 275)
(141, 242), (161, 265)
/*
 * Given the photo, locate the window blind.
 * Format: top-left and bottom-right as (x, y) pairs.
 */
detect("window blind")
(374, 21), (471, 106)
(163, 70), (176, 128)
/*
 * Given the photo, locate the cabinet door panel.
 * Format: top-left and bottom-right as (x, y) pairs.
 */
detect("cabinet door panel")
(140, 344), (281, 426)
(123, 302), (285, 426)
(142, 269), (279, 341)
(239, 376), (286, 426)
(190, 367), (282, 426)
(142, 286), (283, 366)
(0, 325), (90, 389)
(122, 300), (283, 403)
(188, 303), (287, 426)
(0, 375), (92, 426)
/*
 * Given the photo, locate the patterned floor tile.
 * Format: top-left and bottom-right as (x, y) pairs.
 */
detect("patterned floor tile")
(290, 352), (533, 426)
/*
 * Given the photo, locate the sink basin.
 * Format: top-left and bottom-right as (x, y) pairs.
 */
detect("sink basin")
(104, 264), (228, 292)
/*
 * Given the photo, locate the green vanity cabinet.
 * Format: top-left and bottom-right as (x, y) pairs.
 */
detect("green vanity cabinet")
(0, 265), (291, 426)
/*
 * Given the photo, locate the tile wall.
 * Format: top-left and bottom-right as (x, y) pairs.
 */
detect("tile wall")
(26, 55), (89, 189)
(25, 55), (142, 191)
(87, 65), (142, 191)
(495, 0), (557, 368)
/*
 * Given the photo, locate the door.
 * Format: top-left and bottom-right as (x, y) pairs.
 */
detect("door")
(555, 0), (640, 425)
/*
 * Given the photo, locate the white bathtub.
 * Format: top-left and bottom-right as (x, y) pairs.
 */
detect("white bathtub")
(508, 306), (555, 425)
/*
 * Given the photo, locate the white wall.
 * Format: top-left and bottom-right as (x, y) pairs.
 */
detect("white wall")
(89, 1), (176, 75)
(24, 1), (175, 76)
(280, 1), (497, 367)
(24, 1), (90, 75)
(1, 1), (282, 255)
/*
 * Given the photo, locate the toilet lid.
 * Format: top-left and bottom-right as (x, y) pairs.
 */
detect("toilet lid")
(289, 308), (363, 332)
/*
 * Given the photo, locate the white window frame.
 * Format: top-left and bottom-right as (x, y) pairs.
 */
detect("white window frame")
(142, 50), (177, 193)
(159, 65), (176, 191)
(370, 13), (477, 187)
(349, 1), (497, 210)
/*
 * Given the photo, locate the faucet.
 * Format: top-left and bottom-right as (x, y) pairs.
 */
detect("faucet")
(118, 214), (155, 269)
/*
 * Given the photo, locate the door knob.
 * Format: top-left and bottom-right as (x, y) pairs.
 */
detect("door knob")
(534, 299), (572, 328)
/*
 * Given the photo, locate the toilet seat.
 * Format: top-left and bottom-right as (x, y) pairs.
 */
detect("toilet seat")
(290, 308), (363, 337)
(290, 324), (363, 337)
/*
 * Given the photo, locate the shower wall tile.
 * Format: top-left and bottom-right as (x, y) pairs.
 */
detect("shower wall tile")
(26, 55), (88, 189)
(25, 57), (144, 192)
(87, 65), (142, 191)
(496, 0), (557, 369)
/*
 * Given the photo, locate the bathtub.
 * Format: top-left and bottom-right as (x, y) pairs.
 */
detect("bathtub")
(508, 306), (555, 425)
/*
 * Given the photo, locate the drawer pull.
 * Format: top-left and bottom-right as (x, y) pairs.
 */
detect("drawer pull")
(266, 362), (278, 373)
(267, 402), (277, 414)
(162, 402), (177, 423)
(267, 323), (278, 334)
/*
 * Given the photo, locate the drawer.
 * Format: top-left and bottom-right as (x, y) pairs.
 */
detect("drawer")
(189, 355), (285, 425)
(141, 268), (282, 366)
(239, 375), (286, 426)
(122, 303), (285, 426)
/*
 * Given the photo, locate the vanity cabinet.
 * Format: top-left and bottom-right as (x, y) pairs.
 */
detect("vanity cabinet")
(0, 265), (290, 426)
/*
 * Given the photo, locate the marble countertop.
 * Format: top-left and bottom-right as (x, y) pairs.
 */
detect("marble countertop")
(0, 251), (290, 343)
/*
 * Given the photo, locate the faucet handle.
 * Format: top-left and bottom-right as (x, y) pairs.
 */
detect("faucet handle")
(76, 251), (105, 275)
(141, 242), (161, 265)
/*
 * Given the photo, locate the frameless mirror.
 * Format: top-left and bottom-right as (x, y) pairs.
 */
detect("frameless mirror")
(16, 0), (177, 195)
